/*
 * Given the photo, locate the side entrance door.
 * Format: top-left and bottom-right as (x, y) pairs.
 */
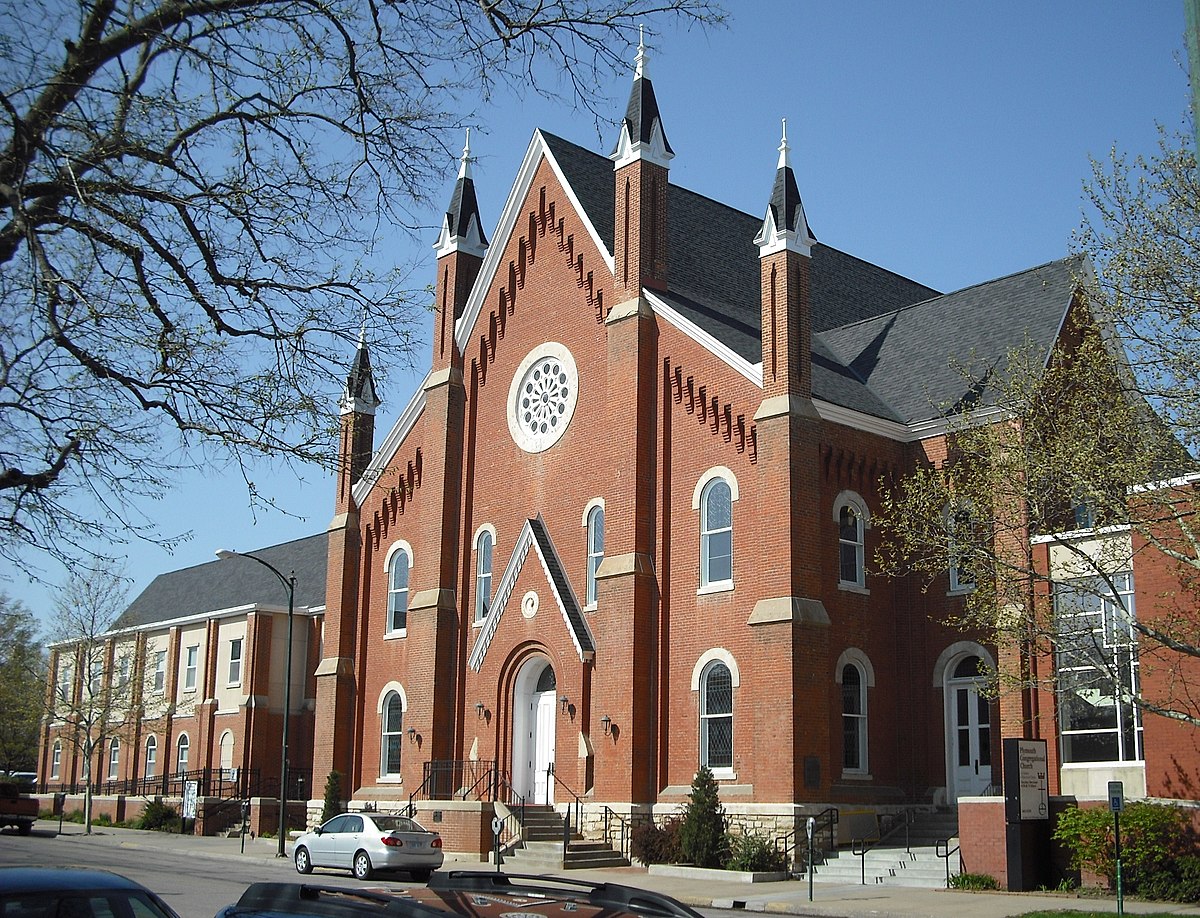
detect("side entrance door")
(947, 658), (992, 801)
(531, 688), (556, 805)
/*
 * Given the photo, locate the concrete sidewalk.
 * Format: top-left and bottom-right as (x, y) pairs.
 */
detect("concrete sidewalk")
(41, 821), (1200, 918)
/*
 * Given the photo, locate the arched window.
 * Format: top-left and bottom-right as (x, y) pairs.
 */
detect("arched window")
(841, 664), (867, 773)
(387, 547), (410, 633)
(700, 479), (733, 589)
(475, 529), (494, 622)
(107, 737), (120, 780)
(51, 741), (61, 779)
(219, 731), (235, 776)
(176, 734), (190, 773)
(144, 736), (158, 779)
(700, 661), (733, 772)
(834, 491), (869, 588)
(381, 691), (404, 777)
(586, 505), (605, 607)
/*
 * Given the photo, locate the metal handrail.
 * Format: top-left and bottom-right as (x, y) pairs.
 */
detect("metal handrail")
(851, 809), (914, 885)
(601, 805), (631, 859)
(936, 837), (962, 888)
(775, 807), (838, 873)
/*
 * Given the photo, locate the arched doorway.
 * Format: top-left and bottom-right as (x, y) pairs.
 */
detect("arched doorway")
(512, 658), (557, 804)
(944, 653), (993, 801)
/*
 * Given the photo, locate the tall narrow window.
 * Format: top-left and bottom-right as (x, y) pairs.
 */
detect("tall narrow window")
(176, 734), (190, 773)
(184, 645), (199, 691)
(89, 659), (103, 696)
(51, 742), (61, 779)
(116, 655), (130, 690)
(948, 506), (976, 593)
(145, 736), (158, 779)
(153, 651), (166, 693)
(475, 531), (493, 622)
(388, 549), (410, 633)
(57, 664), (72, 703)
(228, 638), (243, 686)
(381, 692), (404, 776)
(108, 737), (120, 780)
(839, 506), (864, 586)
(700, 479), (733, 588)
(700, 661), (733, 771)
(586, 505), (605, 607)
(842, 664), (867, 773)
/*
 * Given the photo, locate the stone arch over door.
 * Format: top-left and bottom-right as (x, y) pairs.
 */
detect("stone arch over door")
(933, 642), (996, 803)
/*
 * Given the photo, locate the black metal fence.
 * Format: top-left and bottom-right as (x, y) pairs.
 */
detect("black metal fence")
(35, 766), (310, 802)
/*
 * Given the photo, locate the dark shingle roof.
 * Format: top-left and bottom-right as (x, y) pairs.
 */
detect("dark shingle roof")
(541, 131), (1078, 427)
(528, 516), (594, 657)
(115, 533), (328, 630)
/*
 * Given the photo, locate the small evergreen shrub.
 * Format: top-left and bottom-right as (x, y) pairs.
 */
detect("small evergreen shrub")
(725, 832), (786, 872)
(321, 771), (342, 825)
(949, 872), (1000, 891)
(631, 817), (683, 865)
(678, 767), (728, 868)
(136, 801), (179, 832)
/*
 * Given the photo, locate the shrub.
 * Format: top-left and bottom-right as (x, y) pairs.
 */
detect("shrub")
(1135, 854), (1200, 903)
(136, 801), (179, 832)
(321, 771), (342, 825)
(678, 766), (728, 868)
(725, 832), (786, 873)
(949, 872), (1000, 891)
(631, 817), (683, 865)
(1052, 802), (1195, 895)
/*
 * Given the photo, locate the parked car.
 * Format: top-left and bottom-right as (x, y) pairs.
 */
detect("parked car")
(292, 812), (444, 881)
(217, 871), (702, 918)
(0, 867), (181, 917)
(0, 781), (38, 835)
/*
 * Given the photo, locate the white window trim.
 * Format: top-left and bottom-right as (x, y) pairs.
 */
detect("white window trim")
(697, 658), (736, 780)
(836, 652), (872, 777)
(176, 733), (191, 771)
(473, 524), (496, 625)
(378, 681), (408, 783)
(183, 645), (199, 692)
(582, 499), (605, 611)
(945, 503), (977, 595)
(227, 638), (243, 687)
(51, 742), (61, 779)
(695, 470), (738, 593)
(145, 736), (158, 777)
(833, 490), (870, 591)
(108, 738), (120, 779)
(382, 539), (414, 637)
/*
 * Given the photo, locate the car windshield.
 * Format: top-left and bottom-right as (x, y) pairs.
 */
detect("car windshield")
(369, 816), (421, 832)
(0, 892), (176, 918)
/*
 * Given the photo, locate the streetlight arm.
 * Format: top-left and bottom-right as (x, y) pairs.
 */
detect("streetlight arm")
(215, 549), (295, 595)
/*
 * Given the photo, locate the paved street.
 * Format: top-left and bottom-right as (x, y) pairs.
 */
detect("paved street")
(3, 821), (1199, 918)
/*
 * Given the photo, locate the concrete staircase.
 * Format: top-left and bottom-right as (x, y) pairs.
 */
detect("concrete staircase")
(807, 809), (960, 889)
(498, 804), (630, 871)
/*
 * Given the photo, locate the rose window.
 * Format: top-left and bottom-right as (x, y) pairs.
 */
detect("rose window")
(508, 343), (578, 453)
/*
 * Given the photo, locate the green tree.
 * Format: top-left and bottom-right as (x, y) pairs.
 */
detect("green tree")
(321, 770), (342, 826)
(678, 766), (728, 868)
(875, 129), (1200, 730)
(0, 594), (45, 774)
(0, 0), (723, 577)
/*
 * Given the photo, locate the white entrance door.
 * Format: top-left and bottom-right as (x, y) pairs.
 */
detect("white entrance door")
(948, 670), (992, 800)
(531, 689), (556, 805)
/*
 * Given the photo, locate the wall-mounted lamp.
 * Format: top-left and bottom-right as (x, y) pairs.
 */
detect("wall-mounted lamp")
(559, 695), (570, 714)
(475, 701), (486, 719)
(407, 727), (417, 743)
(600, 714), (612, 736)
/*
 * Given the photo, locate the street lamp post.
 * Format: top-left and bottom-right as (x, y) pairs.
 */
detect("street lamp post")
(216, 548), (296, 859)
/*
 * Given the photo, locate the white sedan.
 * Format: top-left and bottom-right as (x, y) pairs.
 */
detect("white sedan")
(293, 812), (444, 881)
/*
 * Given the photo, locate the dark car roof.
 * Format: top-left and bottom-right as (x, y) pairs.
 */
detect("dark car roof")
(0, 867), (151, 893)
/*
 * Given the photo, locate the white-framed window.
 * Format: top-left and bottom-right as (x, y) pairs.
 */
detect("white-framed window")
(89, 658), (103, 696)
(947, 505), (976, 593)
(57, 663), (72, 703)
(699, 661), (733, 772)
(145, 736), (157, 778)
(219, 730), (235, 776)
(385, 543), (412, 634)
(107, 737), (120, 780)
(585, 503), (604, 607)
(153, 651), (166, 693)
(381, 691), (404, 777)
(51, 741), (61, 779)
(695, 471), (736, 591)
(475, 528), (494, 623)
(1055, 572), (1142, 764)
(116, 655), (131, 690)
(841, 663), (868, 773)
(834, 491), (869, 589)
(183, 645), (199, 691)
(176, 734), (190, 772)
(228, 638), (243, 686)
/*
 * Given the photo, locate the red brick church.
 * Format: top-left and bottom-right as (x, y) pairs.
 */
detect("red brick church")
(310, 42), (1197, 859)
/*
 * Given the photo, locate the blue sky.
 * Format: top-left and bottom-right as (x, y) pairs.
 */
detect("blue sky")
(6, 2), (1191, 628)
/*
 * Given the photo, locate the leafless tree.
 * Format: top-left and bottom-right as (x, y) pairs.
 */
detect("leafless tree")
(0, 0), (723, 577)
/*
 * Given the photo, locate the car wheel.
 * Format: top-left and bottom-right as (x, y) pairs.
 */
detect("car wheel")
(412, 869), (432, 883)
(294, 846), (312, 874)
(17, 822), (32, 837)
(353, 850), (373, 880)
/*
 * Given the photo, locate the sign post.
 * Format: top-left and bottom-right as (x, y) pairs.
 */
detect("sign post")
(182, 780), (198, 835)
(1109, 781), (1124, 917)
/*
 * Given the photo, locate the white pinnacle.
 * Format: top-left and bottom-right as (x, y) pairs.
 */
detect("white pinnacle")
(777, 117), (791, 171)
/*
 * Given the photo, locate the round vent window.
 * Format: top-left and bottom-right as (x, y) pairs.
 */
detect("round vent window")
(508, 343), (578, 453)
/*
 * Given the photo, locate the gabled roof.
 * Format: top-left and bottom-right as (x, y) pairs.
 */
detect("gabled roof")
(468, 516), (595, 672)
(115, 533), (328, 630)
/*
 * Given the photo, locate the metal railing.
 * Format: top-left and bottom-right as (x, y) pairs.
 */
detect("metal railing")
(547, 767), (630, 861)
(35, 766), (311, 802)
(851, 809), (914, 885)
(775, 807), (839, 874)
(936, 837), (962, 888)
